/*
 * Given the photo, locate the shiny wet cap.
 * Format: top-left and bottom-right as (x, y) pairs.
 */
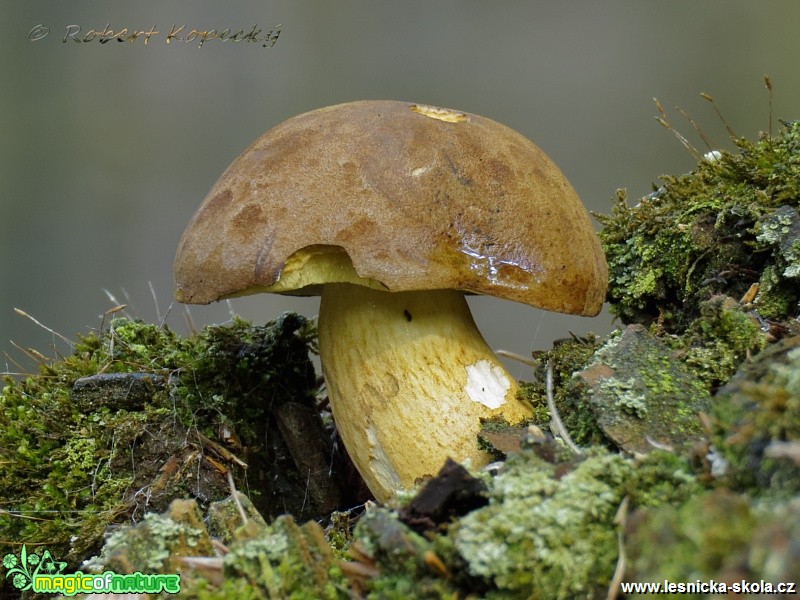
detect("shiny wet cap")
(174, 100), (607, 315)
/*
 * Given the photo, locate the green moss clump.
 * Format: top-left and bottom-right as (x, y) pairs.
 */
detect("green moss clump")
(621, 451), (703, 508)
(174, 313), (318, 436)
(625, 490), (800, 596)
(625, 490), (756, 595)
(679, 295), (769, 389)
(711, 335), (800, 497)
(598, 121), (800, 333)
(0, 312), (333, 583)
(0, 320), (185, 565)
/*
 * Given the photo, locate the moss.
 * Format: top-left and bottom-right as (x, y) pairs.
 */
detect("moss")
(625, 490), (756, 595)
(597, 120), (800, 333)
(621, 451), (703, 508)
(679, 295), (768, 390)
(0, 312), (337, 591)
(625, 490), (800, 597)
(711, 335), (800, 498)
(352, 508), (464, 599)
(67, 443), (708, 599)
(0, 320), (183, 567)
(3, 109), (798, 599)
(207, 493), (267, 545)
(324, 511), (357, 559)
(518, 334), (610, 448)
(83, 498), (214, 578)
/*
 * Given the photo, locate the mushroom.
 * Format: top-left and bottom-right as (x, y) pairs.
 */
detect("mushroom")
(174, 100), (607, 502)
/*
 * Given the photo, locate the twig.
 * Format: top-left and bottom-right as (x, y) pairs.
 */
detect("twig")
(14, 308), (73, 348)
(227, 470), (249, 525)
(495, 349), (539, 367)
(764, 441), (800, 464)
(195, 431), (248, 468)
(607, 496), (630, 600)
(545, 361), (582, 455)
(148, 281), (162, 325)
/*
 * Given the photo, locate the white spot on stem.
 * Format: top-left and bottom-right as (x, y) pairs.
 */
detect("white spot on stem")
(464, 359), (511, 409)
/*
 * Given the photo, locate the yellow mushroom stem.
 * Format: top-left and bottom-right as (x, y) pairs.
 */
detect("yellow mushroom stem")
(317, 283), (533, 502)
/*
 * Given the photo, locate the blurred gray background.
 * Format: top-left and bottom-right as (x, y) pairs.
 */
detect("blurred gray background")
(2, 1), (799, 380)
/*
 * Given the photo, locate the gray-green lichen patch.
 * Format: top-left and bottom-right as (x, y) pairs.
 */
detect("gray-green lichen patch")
(576, 325), (710, 456)
(219, 516), (342, 599)
(83, 498), (214, 575)
(756, 205), (800, 279)
(451, 449), (631, 599)
(82, 496), (347, 599)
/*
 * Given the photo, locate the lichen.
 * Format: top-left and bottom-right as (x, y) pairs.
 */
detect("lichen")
(220, 517), (344, 598)
(452, 449), (631, 599)
(577, 325), (711, 456)
(83, 498), (213, 575)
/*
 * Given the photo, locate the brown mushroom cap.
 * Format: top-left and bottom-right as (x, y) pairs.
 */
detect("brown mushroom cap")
(174, 100), (607, 314)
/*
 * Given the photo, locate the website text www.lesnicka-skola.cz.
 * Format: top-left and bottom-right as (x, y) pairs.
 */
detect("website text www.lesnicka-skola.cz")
(619, 579), (796, 595)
